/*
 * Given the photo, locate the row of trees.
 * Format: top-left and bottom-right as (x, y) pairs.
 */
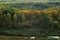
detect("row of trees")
(0, 7), (60, 29)
(0, 6), (60, 36)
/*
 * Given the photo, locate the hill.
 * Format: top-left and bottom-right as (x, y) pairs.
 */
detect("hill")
(0, 2), (60, 10)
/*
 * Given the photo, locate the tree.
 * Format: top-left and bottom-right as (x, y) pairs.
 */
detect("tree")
(17, 12), (25, 23)
(39, 12), (50, 28)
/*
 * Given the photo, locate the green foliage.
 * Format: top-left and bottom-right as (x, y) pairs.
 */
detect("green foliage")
(0, 5), (60, 36)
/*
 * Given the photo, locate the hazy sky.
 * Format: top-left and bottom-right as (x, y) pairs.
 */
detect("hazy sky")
(0, 0), (60, 2)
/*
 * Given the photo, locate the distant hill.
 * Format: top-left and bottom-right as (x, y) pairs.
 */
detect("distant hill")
(0, 2), (60, 10)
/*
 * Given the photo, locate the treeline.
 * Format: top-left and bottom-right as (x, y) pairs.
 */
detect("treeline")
(0, 6), (60, 36)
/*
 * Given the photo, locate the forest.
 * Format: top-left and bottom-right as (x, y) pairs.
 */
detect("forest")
(0, 4), (60, 37)
(0, 2), (60, 36)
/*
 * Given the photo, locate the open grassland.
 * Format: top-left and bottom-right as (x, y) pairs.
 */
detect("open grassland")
(0, 36), (60, 40)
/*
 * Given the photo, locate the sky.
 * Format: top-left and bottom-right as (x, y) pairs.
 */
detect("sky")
(0, 0), (60, 2)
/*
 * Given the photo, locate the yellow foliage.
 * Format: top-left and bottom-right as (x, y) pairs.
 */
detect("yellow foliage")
(44, 10), (58, 14)
(16, 9), (59, 16)
(21, 10), (31, 14)
(20, 10), (41, 15)
(33, 10), (41, 14)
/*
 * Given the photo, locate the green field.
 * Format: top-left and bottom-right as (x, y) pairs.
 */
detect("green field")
(0, 36), (59, 40)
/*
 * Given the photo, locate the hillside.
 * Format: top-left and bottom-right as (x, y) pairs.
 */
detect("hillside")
(0, 2), (60, 10)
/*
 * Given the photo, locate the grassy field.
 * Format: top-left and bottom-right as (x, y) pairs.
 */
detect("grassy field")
(0, 36), (59, 40)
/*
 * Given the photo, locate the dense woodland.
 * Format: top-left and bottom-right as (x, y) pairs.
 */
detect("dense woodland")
(0, 3), (60, 36)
